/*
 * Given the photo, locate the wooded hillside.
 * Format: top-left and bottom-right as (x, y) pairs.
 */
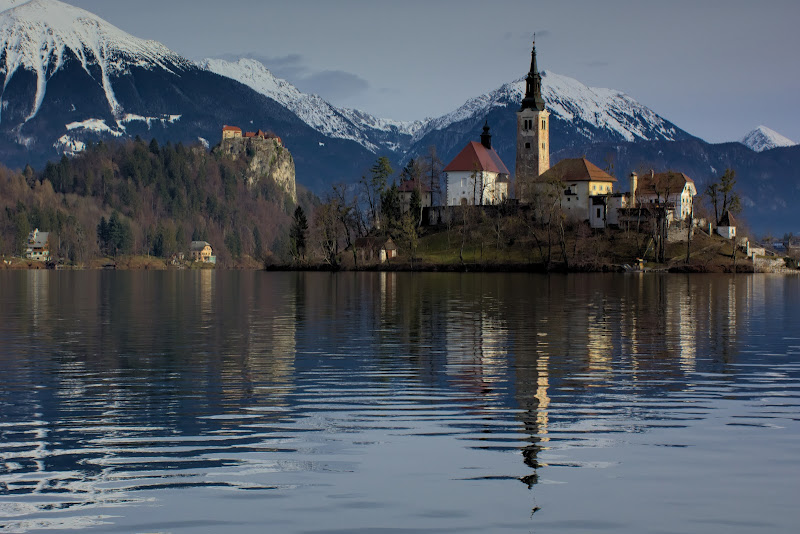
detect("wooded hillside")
(0, 138), (315, 266)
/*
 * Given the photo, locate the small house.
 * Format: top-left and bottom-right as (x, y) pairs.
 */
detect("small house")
(190, 241), (215, 263)
(25, 229), (50, 261)
(354, 237), (397, 263)
(716, 211), (737, 239)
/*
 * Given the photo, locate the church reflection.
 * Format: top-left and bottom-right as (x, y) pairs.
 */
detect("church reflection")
(416, 273), (759, 500)
(0, 271), (774, 527)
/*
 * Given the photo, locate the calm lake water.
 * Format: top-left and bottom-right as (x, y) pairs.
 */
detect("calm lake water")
(0, 271), (798, 533)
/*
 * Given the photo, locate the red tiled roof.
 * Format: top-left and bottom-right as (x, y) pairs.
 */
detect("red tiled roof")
(537, 158), (617, 183)
(444, 142), (510, 175)
(222, 125), (241, 132)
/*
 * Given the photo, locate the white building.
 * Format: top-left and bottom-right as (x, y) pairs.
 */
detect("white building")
(632, 171), (697, 221)
(716, 211), (737, 239)
(443, 123), (510, 206)
(25, 229), (50, 261)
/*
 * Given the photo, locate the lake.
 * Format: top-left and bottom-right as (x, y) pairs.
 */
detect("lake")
(0, 271), (798, 533)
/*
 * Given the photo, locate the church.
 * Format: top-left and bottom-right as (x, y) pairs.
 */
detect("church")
(439, 40), (696, 227)
(443, 122), (510, 206)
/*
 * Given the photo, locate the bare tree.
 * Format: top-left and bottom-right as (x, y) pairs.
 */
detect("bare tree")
(423, 145), (443, 207)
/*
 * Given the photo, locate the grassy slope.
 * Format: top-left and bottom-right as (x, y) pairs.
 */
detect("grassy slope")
(388, 222), (753, 273)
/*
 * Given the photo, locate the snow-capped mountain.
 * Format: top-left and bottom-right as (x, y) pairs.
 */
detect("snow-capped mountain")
(740, 125), (797, 152)
(199, 57), (423, 153)
(0, 0), (380, 189)
(202, 57), (688, 159)
(413, 71), (686, 145)
(403, 70), (695, 171)
(0, 0), (190, 126)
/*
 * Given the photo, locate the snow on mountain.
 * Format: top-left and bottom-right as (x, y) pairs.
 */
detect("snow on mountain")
(0, 0), (190, 123)
(199, 57), (423, 152)
(413, 71), (683, 144)
(740, 125), (797, 152)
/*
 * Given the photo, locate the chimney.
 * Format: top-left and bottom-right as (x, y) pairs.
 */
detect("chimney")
(480, 121), (492, 149)
(629, 172), (638, 207)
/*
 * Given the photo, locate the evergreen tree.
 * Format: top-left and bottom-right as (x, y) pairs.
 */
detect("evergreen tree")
(380, 183), (402, 237)
(409, 187), (422, 226)
(289, 206), (308, 261)
(97, 217), (109, 255)
(225, 229), (242, 259)
(253, 227), (264, 260)
(14, 211), (30, 256)
(361, 156), (393, 227)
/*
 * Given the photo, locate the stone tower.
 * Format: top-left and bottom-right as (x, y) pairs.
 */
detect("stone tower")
(516, 39), (550, 203)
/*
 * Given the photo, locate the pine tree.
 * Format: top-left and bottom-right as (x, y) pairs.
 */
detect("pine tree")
(14, 211), (30, 256)
(97, 217), (109, 256)
(290, 206), (308, 262)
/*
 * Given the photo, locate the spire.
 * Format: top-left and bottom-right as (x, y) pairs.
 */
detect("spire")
(520, 37), (545, 112)
(480, 121), (492, 149)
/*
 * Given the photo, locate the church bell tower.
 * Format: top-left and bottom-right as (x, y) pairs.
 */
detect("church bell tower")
(516, 39), (550, 202)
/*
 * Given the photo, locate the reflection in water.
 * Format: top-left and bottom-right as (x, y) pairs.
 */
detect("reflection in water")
(0, 272), (798, 533)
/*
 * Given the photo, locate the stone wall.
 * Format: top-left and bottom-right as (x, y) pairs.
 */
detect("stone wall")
(753, 256), (800, 274)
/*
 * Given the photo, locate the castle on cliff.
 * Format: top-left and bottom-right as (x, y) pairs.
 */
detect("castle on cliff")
(221, 125), (282, 146)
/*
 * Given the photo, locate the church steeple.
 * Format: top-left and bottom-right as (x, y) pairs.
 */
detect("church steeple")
(515, 37), (550, 202)
(520, 38), (545, 112)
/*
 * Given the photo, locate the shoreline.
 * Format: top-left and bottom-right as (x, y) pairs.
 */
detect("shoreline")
(5, 257), (798, 274)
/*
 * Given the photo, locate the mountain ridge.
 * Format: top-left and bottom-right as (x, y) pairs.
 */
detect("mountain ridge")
(0, 0), (796, 234)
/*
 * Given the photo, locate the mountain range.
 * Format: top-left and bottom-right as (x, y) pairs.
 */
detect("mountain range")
(0, 0), (797, 234)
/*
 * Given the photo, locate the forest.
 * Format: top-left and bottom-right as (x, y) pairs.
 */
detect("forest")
(0, 138), (315, 266)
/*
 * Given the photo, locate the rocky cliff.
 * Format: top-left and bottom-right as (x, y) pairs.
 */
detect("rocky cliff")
(215, 137), (297, 203)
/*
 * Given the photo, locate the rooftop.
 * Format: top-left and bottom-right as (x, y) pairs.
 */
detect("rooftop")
(538, 158), (617, 183)
(444, 142), (510, 175)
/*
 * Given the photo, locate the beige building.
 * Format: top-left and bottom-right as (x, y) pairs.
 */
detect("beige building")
(190, 241), (215, 263)
(534, 158), (617, 221)
(221, 125), (242, 140)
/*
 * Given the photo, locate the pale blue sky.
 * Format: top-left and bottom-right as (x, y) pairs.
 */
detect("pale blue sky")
(69, 0), (800, 144)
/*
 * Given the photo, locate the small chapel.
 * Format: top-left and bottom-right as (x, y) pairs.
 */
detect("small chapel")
(443, 122), (510, 206)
